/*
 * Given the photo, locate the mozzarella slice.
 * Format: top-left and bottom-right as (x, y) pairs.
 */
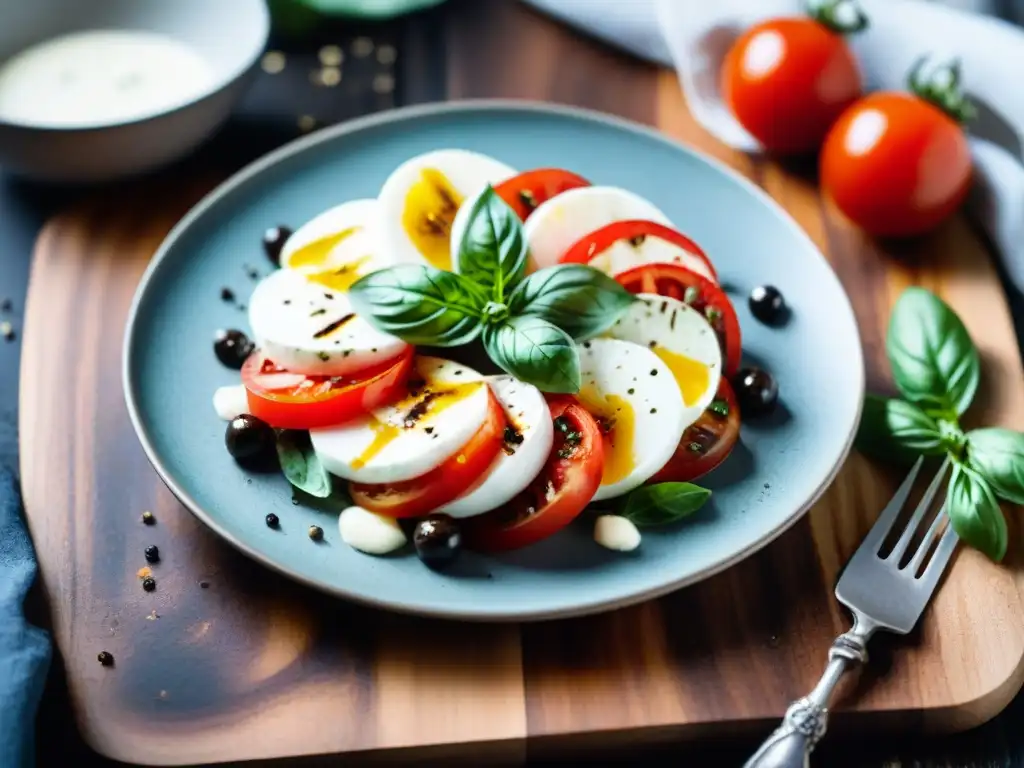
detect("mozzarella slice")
(587, 232), (716, 283)
(280, 199), (395, 290)
(248, 268), (408, 376)
(603, 293), (722, 429)
(576, 338), (686, 502)
(377, 149), (516, 271)
(523, 186), (672, 271)
(438, 376), (553, 519)
(310, 356), (491, 484)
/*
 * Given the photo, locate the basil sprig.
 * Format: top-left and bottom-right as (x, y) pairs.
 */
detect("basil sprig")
(346, 265), (486, 347)
(856, 287), (1022, 561)
(617, 482), (712, 527)
(483, 315), (580, 393)
(349, 185), (636, 392)
(885, 287), (979, 419)
(275, 430), (333, 498)
(455, 186), (528, 298)
(508, 264), (636, 339)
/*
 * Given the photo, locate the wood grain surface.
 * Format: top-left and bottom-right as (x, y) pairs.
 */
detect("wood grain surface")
(18, 1), (1024, 765)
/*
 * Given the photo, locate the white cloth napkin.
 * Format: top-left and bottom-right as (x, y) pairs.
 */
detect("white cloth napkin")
(521, 0), (1024, 293)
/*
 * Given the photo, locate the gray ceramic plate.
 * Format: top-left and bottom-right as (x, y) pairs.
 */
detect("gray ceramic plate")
(123, 101), (864, 621)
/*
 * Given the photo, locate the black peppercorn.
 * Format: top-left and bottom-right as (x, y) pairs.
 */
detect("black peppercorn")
(308, 525), (324, 541)
(97, 651), (114, 667)
(142, 577), (156, 592)
(144, 545), (160, 563)
(266, 513), (280, 528)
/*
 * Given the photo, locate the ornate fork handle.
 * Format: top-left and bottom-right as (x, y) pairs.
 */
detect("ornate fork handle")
(744, 621), (874, 768)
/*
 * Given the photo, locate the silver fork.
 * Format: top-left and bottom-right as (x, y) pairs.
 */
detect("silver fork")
(744, 456), (959, 768)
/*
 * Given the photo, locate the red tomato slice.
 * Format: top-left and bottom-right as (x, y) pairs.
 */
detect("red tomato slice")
(650, 380), (741, 484)
(494, 168), (590, 220)
(463, 396), (604, 552)
(241, 348), (413, 430)
(615, 263), (742, 376)
(349, 390), (506, 519)
(559, 219), (718, 282)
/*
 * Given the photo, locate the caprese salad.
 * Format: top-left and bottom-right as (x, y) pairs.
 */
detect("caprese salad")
(211, 149), (783, 570)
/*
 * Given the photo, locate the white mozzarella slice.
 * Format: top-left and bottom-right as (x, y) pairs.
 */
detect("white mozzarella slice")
(603, 293), (722, 429)
(377, 149), (516, 271)
(438, 375), (553, 519)
(279, 199), (394, 290)
(523, 186), (672, 271)
(576, 338), (686, 502)
(212, 384), (249, 421)
(310, 356), (491, 484)
(587, 231), (716, 283)
(247, 268), (408, 377)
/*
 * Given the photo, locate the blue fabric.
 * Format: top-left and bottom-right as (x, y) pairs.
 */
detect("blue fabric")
(0, 470), (51, 768)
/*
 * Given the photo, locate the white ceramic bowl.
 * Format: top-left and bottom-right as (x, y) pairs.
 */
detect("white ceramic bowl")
(0, 0), (270, 183)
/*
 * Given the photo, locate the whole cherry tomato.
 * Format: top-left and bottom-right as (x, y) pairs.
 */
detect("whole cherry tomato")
(720, 1), (866, 155)
(821, 59), (974, 237)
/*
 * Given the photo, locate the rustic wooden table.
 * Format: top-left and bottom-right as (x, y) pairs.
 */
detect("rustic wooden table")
(5, 1), (1024, 766)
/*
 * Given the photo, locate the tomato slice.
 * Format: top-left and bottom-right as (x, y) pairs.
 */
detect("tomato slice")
(463, 396), (604, 552)
(494, 168), (590, 220)
(615, 263), (742, 376)
(241, 347), (413, 430)
(650, 380), (740, 484)
(349, 390), (506, 519)
(559, 219), (718, 283)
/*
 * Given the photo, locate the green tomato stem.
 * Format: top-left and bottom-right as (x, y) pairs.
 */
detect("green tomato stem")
(907, 55), (977, 123)
(807, 0), (869, 34)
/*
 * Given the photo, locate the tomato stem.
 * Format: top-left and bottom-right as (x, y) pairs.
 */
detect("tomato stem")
(807, 0), (869, 34)
(908, 55), (977, 123)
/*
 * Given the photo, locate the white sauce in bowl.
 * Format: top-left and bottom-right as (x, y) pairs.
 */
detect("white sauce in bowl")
(0, 30), (214, 128)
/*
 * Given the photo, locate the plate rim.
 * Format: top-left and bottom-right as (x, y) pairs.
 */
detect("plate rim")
(122, 98), (866, 622)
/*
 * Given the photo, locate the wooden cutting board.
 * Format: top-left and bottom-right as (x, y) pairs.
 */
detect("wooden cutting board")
(18, 3), (1024, 765)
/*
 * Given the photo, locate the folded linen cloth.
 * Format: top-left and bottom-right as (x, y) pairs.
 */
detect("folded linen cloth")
(0, 470), (51, 768)
(522, 0), (1024, 294)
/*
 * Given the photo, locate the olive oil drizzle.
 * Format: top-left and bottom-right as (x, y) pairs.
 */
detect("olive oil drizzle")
(651, 346), (710, 407)
(401, 168), (464, 271)
(351, 380), (483, 470)
(287, 226), (361, 269)
(576, 385), (636, 486)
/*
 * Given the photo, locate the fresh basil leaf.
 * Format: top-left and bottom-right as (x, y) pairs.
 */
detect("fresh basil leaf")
(507, 264), (636, 340)
(348, 264), (485, 346)
(482, 315), (581, 393)
(275, 430), (332, 499)
(967, 427), (1024, 505)
(455, 185), (528, 299)
(947, 463), (1005, 562)
(855, 395), (945, 464)
(619, 482), (711, 527)
(886, 287), (979, 417)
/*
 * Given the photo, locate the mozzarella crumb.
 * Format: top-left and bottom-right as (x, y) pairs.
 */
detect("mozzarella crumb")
(213, 384), (249, 421)
(594, 515), (641, 552)
(338, 505), (407, 555)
